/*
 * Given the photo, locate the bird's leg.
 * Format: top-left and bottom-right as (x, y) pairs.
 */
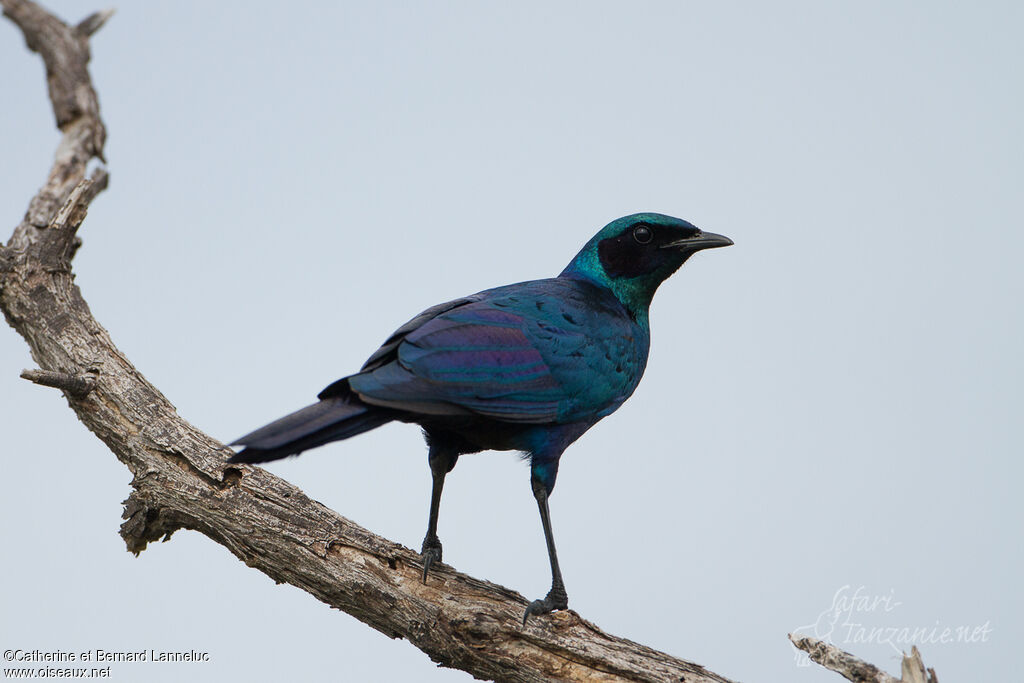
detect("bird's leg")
(523, 471), (569, 625)
(421, 445), (457, 583)
(420, 469), (446, 582)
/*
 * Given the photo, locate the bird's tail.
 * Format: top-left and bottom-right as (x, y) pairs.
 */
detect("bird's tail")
(228, 396), (395, 464)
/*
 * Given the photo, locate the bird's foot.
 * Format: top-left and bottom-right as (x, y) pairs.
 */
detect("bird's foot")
(522, 584), (568, 625)
(420, 536), (443, 583)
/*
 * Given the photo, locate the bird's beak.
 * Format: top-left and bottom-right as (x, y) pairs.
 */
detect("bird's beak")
(660, 231), (734, 252)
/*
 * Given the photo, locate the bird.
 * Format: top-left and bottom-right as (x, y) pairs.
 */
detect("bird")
(228, 212), (732, 624)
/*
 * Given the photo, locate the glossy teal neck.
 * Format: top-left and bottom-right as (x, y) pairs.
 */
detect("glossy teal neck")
(560, 244), (657, 328)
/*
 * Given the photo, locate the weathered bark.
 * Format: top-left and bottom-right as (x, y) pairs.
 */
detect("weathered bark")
(1, 2), (730, 681)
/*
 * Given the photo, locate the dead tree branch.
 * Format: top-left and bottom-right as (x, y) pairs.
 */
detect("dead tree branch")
(20, 367), (96, 397)
(1, 1), (733, 680)
(789, 635), (939, 683)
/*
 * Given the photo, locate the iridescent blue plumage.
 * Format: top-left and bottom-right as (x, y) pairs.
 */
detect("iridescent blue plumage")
(347, 278), (647, 428)
(229, 212), (732, 623)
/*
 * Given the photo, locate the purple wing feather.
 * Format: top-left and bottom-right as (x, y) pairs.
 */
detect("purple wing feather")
(348, 303), (565, 422)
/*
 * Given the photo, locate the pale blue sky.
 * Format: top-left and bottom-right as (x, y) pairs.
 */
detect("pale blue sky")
(2, 2), (1020, 681)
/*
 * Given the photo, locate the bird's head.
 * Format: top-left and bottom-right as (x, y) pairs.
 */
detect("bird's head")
(560, 213), (733, 321)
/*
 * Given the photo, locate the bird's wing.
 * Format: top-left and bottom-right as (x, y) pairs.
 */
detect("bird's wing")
(316, 296), (476, 400)
(346, 297), (573, 423)
(359, 296), (478, 372)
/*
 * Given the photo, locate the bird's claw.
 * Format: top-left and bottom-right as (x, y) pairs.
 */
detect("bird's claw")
(522, 585), (568, 625)
(420, 537), (443, 584)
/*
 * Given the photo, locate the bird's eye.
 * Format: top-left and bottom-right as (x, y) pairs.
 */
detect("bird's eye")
(632, 225), (653, 244)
